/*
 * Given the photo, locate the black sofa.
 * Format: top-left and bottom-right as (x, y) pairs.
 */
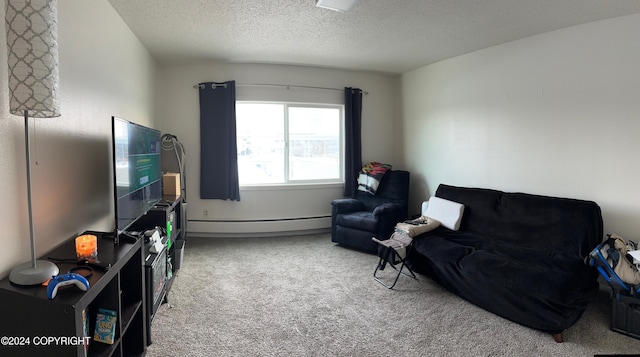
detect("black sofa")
(408, 184), (603, 342)
(331, 170), (410, 254)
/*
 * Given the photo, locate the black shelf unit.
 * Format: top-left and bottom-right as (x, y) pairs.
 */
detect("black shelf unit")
(133, 195), (185, 246)
(129, 195), (184, 345)
(0, 232), (146, 357)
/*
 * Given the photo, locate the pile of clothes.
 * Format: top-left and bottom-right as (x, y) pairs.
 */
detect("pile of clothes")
(606, 233), (640, 285)
(394, 216), (441, 238)
(373, 215), (441, 264)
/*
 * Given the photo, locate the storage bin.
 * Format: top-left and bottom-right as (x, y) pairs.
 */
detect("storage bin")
(611, 293), (640, 340)
(589, 238), (640, 340)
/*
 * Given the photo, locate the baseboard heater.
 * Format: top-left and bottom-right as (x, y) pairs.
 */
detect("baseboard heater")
(187, 215), (331, 236)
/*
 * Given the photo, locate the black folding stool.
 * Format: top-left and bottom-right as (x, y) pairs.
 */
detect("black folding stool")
(372, 233), (416, 289)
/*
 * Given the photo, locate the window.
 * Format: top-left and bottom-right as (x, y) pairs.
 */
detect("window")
(236, 102), (343, 185)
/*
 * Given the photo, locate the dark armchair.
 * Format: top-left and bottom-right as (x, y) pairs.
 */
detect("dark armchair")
(331, 170), (410, 253)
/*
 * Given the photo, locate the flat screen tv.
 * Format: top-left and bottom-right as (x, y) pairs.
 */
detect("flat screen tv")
(111, 116), (162, 235)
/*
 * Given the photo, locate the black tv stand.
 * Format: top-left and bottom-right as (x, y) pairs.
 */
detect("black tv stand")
(0, 231), (146, 356)
(129, 195), (185, 345)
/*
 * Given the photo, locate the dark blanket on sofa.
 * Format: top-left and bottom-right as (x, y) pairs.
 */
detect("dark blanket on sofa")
(408, 184), (603, 334)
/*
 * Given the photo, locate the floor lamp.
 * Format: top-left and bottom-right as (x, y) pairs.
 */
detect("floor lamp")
(6, 0), (61, 285)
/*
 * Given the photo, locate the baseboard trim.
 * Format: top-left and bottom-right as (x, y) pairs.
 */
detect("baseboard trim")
(187, 228), (330, 238)
(187, 216), (331, 236)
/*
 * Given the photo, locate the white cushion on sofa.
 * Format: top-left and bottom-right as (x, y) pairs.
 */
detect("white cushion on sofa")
(424, 196), (464, 231)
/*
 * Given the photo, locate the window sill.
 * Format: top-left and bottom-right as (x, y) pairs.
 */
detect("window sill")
(239, 182), (343, 191)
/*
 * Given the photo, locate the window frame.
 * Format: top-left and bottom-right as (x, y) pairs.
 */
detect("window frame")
(236, 100), (345, 187)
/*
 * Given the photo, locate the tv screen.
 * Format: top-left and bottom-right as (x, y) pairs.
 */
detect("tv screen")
(111, 116), (162, 233)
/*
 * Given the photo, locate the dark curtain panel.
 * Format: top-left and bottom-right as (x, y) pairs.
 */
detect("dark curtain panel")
(199, 81), (240, 201)
(344, 87), (363, 197)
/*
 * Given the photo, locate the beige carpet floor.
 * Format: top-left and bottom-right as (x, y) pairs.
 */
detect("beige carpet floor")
(146, 233), (640, 357)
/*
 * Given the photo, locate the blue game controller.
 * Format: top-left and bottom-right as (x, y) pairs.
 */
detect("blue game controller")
(47, 273), (90, 300)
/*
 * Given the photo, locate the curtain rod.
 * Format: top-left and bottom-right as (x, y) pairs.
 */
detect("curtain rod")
(193, 82), (368, 95)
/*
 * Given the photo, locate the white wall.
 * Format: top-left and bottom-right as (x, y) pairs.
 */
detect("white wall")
(401, 13), (640, 239)
(155, 63), (400, 235)
(0, 0), (157, 279)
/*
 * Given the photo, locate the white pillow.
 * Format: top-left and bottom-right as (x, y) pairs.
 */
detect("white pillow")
(424, 196), (464, 231)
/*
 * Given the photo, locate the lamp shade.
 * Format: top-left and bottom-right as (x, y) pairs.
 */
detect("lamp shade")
(5, 0), (60, 118)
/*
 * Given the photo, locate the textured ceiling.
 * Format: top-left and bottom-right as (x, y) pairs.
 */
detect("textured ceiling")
(108, 0), (640, 74)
